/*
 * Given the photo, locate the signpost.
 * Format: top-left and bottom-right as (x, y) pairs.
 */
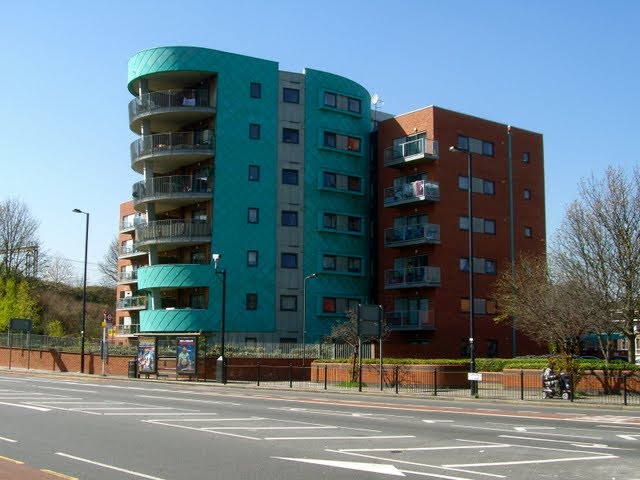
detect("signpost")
(9, 318), (32, 370)
(357, 305), (384, 391)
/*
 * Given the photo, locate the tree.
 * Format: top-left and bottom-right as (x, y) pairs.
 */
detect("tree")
(41, 253), (75, 285)
(492, 253), (593, 372)
(0, 276), (40, 331)
(98, 236), (118, 287)
(553, 166), (640, 362)
(0, 197), (41, 278)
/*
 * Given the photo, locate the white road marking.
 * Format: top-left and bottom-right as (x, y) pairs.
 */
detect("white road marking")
(498, 435), (611, 449)
(513, 426), (555, 432)
(206, 426), (337, 431)
(0, 436), (17, 443)
(135, 394), (242, 405)
(0, 401), (49, 411)
(443, 455), (618, 468)
(273, 457), (406, 477)
(265, 435), (414, 440)
(617, 434), (640, 441)
(55, 452), (165, 479)
(101, 412), (211, 416)
(340, 444), (510, 452)
(37, 386), (97, 393)
(423, 420), (454, 424)
(142, 421), (262, 440)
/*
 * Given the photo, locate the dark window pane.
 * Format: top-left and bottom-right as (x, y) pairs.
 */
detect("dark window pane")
(282, 169), (299, 185)
(248, 165), (260, 181)
(283, 128), (299, 144)
(283, 88), (299, 103)
(281, 210), (298, 226)
(281, 253), (298, 269)
(249, 123), (261, 140)
(250, 82), (261, 98)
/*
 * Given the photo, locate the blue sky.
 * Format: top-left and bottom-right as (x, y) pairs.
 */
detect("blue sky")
(1, 1), (638, 283)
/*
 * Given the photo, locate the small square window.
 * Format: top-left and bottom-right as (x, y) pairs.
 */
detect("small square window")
(348, 97), (361, 113)
(348, 176), (361, 192)
(248, 165), (260, 181)
(323, 172), (337, 188)
(282, 169), (299, 185)
(483, 180), (495, 195)
(249, 123), (261, 140)
(281, 252), (298, 269)
(458, 175), (469, 190)
(324, 213), (337, 229)
(459, 257), (470, 272)
(323, 296), (336, 313)
(457, 135), (469, 151)
(283, 128), (299, 144)
(484, 219), (496, 235)
(323, 255), (336, 271)
(283, 87), (299, 103)
(250, 82), (261, 99)
(525, 226), (533, 238)
(248, 207), (259, 224)
(348, 257), (361, 273)
(324, 92), (337, 108)
(485, 260), (497, 274)
(348, 216), (362, 232)
(459, 216), (470, 231)
(523, 152), (530, 163)
(246, 293), (258, 310)
(347, 136), (361, 152)
(524, 188), (531, 200)
(482, 141), (494, 157)
(247, 250), (258, 267)
(323, 131), (337, 148)
(280, 295), (297, 312)
(281, 210), (298, 226)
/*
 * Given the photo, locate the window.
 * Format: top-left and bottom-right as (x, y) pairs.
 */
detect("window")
(348, 97), (361, 113)
(524, 188), (531, 200)
(281, 252), (298, 269)
(484, 219), (496, 235)
(281, 210), (298, 226)
(250, 82), (261, 98)
(249, 123), (261, 140)
(457, 134), (494, 157)
(247, 250), (258, 267)
(459, 175), (495, 195)
(283, 87), (300, 103)
(323, 172), (337, 188)
(246, 293), (258, 310)
(282, 128), (299, 144)
(459, 216), (470, 231)
(190, 293), (205, 309)
(460, 298), (496, 315)
(323, 131), (337, 148)
(483, 180), (495, 195)
(282, 169), (299, 185)
(192, 209), (207, 222)
(525, 226), (533, 238)
(191, 251), (206, 264)
(459, 216), (496, 235)
(323, 213), (337, 229)
(280, 295), (297, 311)
(248, 165), (260, 181)
(323, 255), (336, 271)
(324, 92), (337, 108)
(348, 216), (361, 232)
(460, 257), (497, 274)
(347, 136), (361, 152)
(323, 297), (336, 313)
(482, 141), (494, 156)
(348, 176), (361, 192)
(458, 175), (470, 190)
(487, 339), (498, 357)
(248, 208), (259, 224)
(348, 257), (362, 273)
(523, 152), (530, 163)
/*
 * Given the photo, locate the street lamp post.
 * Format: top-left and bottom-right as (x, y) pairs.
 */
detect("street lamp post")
(449, 146), (477, 395)
(302, 273), (318, 366)
(72, 208), (89, 374)
(212, 254), (226, 384)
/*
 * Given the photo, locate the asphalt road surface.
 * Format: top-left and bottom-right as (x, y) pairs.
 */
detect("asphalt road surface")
(0, 370), (638, 479)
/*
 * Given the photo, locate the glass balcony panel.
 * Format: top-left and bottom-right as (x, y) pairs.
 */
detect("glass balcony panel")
(384, 266), (441, 288)
(384, 223), (440, 247)
(385, 310), (435, 330)
(134, 220), (211, 249)
(384, 138), (439, 167)
(383, 180), (440, 207)
(116, 296), (147, 310)
(128, 88), (212, 120)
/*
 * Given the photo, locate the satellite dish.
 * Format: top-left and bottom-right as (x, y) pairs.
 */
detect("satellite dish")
(371, 93), (379, 105)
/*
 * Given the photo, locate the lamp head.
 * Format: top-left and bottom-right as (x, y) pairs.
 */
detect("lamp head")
(72, 208), (82, 213)
(212, 253), (220, 269)
(449, 146), (461, 153)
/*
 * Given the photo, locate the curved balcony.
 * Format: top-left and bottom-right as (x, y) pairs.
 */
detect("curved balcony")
(138, 264), (214, 291)
(385, 310), (435, 331)
(140, 308), (212, 333)
(129, 88), (215, 133)
(384, 223), (440, 247)
(133, 175), (212, 214)
(384, 180), (439, 207)
(134, 219), (211, 252)
(130, 130), (215, 174)
(384, 138), (439, 168)
(384, 266), (441, 289)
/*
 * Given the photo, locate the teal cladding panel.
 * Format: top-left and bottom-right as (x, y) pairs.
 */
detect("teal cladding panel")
(138, 264), (214, 290)
(303, 69), (371, 340)
(140, 308), (211, 332)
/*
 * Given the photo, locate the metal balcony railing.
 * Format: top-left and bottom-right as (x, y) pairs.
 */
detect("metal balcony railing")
(384, 180), (440, 206)
(130, 130), (214, 164)
(384, 223), (440, 246)
(112, 324), (140, 336)
(128, 88), (212, 120)
(385, 310), (435, 330)
(118, 270), (138, 283)
(120, 217), (146, 231)
(118, 244), (144, 257)
(132, 175), (211, 202)
(134, 219), (211, 245)
(384, 138), (439, 166)
(116, 296), (147, 310)
(384, 266), (441, 288)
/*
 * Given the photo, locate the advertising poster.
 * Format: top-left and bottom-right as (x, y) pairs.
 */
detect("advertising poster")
(176, 337), (197, 375)
(137, 336), (157, 374)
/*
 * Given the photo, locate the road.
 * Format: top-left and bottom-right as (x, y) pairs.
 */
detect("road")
(0, 371), (638, 479)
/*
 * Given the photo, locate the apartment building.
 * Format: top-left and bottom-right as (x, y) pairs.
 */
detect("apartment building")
(376, 106), (545, 358)
(115, 46), (546, 358)
(115, 46), (371, 345)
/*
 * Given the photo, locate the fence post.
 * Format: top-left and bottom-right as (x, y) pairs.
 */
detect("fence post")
(395, 365), (399, 394)
(289, 363), (293, 388)
(257, 363), (260, 386)
(623, 373), (628, 406)
(433, 368), (438, 397)
(569, 374), (574, 402)
(520, 369), (524, 400)
(324, 364), (328, 390)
